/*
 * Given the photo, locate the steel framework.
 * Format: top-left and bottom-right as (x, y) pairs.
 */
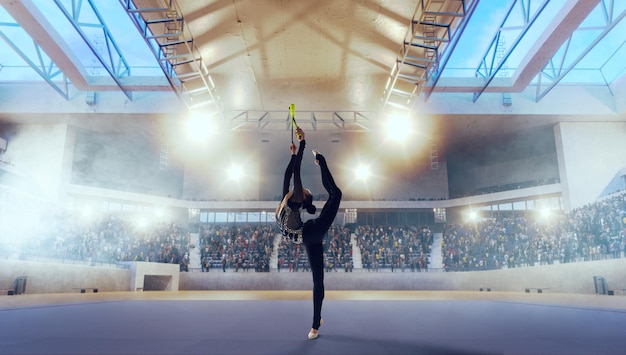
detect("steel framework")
(0, 21), (70, 99)
(229, 110), (373, 133)
(535, 0), (626, 101)
(380, 0), (479, 116)
(54, 0), (132, 100)
(473, 0), (550, 103)
(118, 0), (223, 117)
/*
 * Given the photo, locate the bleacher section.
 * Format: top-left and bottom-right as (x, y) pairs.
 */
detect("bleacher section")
(4, 190), (624, 274)
(355, 225), (433, 271)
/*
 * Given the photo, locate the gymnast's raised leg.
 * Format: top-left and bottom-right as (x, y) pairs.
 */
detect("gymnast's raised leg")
(303, 150), (342, 339)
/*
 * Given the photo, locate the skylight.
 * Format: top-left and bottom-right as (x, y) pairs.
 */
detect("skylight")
(442, 0), (625, 86)
(0, 0), (624, 89)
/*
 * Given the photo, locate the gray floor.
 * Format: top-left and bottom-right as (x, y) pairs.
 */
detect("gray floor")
(1, 297), (625, 355)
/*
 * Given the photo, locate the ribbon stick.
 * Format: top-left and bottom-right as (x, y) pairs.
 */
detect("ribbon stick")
(289, 104), (302, 141)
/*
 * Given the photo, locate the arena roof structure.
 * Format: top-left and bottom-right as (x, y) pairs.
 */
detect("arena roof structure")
(0, 0), (625, 212)
(0, 0), (623, 138)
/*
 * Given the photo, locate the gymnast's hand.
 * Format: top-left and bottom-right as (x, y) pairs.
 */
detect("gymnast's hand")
(296, 127), (305, 141)
(290, 142), (297, 155)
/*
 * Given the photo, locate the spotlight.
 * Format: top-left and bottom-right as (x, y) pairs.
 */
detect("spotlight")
(539, 208), (552, 218)
(384, 112), (412, 142)
(536, 208), (555, 224)
(228, 164), (243, 181)
(355, 164), (371, 181)
(185, 111), (218, 142)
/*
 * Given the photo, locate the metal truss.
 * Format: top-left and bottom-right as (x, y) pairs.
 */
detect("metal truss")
(118, 0), (223, 117)
(0, 21), (70, 99)
(535, 0), (626, 101)
(229, 110), (373, 132)
(380, 0), (479, 116)
(473, 0), (550, 103)
(53, 0), (132, 100)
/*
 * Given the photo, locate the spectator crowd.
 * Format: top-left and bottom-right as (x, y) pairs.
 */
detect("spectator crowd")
(26, 212), (192, 270)
(442, 192), (626, 271)
(198, 224), (274, 272)
(354, 224), (432, 272)
(275, 224), (353, 273)
(3, 181), (625, 274)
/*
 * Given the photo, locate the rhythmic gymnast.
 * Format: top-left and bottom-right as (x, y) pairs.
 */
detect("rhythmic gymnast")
(276, 126), (342, 340)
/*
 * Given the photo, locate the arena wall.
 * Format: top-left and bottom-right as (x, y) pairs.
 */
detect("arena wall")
(2, 259), (625, 295)
(1, 123), (69, 200)
(180, 259), (626, 295)
(0, 260), (131, 294)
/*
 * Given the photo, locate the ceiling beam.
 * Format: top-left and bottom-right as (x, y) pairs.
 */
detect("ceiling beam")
(511, 0), (602, 91)
(0, 0), (90, 89)
(472, 0), (551, 102)
(0, 0), (170, 92)
(427, 0), (604, 94)
(53, 0), (133, 100)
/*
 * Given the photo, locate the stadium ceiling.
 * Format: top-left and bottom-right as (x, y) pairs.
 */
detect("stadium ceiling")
(0, 0), (624, 138)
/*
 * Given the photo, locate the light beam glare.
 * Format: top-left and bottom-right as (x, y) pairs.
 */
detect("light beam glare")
(384, 111), (413, 143)
(355, 164), (371, 181)
(228, 164), (243, 181)
(185, 111), (219, 143)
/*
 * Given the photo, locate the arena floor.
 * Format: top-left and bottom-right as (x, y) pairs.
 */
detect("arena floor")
(1, 290), (625, 355)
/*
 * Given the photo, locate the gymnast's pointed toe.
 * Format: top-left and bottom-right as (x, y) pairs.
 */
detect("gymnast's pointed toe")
(312, 150), (321, 165)
(307, 319), (323, 339)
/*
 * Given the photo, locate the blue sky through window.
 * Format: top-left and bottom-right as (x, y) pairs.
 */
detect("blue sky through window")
(0, 0), (624, 86)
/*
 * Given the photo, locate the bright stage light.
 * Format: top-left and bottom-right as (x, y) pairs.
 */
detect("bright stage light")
(228, 164), (243, 181)
(536, 208), (555, 224)
(467, 210), (478, 221)
(384, 112), (412, 142)
(539, 208), (552, 218)
(355, 164), (371, 181)
(185, 111), (218, 142)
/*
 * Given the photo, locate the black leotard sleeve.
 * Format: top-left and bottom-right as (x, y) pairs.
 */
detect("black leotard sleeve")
(282, 140), (306, 199)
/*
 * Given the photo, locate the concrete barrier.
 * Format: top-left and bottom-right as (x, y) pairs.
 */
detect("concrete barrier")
(180, 259), (626, 294)
(0, 259), (130, 294)
(2, 258), (626, 295)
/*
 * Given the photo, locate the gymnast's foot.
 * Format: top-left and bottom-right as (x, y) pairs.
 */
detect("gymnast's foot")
(308, 319), (323, 340)
(312, 150), (321, 166)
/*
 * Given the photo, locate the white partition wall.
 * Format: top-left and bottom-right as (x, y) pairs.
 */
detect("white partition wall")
(554, 121), (626, 210)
